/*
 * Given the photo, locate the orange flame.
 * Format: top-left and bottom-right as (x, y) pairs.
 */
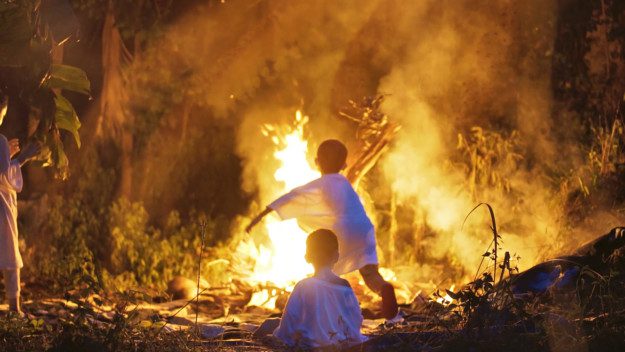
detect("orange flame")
(242, 111), (319, 308)
(240, 111), (409, 309)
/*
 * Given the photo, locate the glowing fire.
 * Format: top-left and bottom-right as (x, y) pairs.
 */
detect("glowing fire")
(434, 285), (456, 306)
(244, 111), (319, 307)
(240, 111), (409, 310)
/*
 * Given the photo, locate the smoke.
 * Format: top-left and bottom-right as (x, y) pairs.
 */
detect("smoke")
(130, 0), (583, 283)
(376, 0), (561, 277)
(127, 0), (381, 218)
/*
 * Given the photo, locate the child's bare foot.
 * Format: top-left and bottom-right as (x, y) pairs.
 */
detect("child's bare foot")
(384, 310), (405, 326)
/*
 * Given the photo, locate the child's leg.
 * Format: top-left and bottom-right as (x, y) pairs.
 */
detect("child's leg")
(253, 317), (281, 338)
(358, 264), (398, 319)
(3, 269), (20, 312)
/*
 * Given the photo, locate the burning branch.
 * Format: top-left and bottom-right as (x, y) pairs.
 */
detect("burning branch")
(340, 95), (401, 186)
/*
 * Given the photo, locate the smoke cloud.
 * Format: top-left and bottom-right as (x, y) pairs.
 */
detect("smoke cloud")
(129, 0), (587, 285)
(377, 0), (561, 278)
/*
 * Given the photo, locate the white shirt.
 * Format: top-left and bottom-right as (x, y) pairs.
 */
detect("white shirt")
(0, 135), (23, 269)
(269, 173), (378, 274)
(273, 277), (366, 349)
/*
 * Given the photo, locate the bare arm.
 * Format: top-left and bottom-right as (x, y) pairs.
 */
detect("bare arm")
(245, 207), (273, 234)
(15, 142), (41, 167)
(8, 139), (19, 159)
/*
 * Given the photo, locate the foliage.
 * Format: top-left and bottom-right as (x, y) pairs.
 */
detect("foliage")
(106, 198), (220, 291)
(414, 206), (625, 352)
(587, 118), (625, 176)
(553, 0), (625, 127)
(0, 1), (90, 178)
(24, 147), (232, 294)
(455, 127), (524, 198)
(0, 279), (206, 352)
(124, 45), (192, 155)
(563, 117), (625, 225)
(432, 205), (526, 332)
(70, 0), (175, 48)
(0, 1), (41, 68)
(24, 149), (115, 291)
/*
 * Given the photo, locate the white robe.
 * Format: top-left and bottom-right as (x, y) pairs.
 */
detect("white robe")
(273, 277), (366, 349)
(269, 173), (378, 275)
(0, 135), (23, 269)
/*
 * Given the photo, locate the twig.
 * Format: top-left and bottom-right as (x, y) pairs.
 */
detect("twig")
(195, 220), (208, 335)
(473, 240), (494, 282)
(155, 287), (210, 336)
(462, 203), (500, 282)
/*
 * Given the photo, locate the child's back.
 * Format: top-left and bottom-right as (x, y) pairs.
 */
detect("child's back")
(269, 173), (376, 275)
(273, 276), (365, 349)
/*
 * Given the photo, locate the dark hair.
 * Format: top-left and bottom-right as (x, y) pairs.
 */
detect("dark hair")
(305, 229), (339, 267)
(316, 139), (347, 174)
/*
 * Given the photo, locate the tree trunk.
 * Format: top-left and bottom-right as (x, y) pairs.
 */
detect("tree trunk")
(99, 1), (133, 198)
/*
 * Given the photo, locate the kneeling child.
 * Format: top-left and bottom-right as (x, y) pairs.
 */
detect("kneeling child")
(273, 229), (366, 349)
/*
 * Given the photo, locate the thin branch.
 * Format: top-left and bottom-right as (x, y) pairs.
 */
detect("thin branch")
(195, 220), (208, 335)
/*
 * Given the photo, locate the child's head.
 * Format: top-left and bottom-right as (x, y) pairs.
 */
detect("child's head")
(305, 229), (339, 268)
(316, 139), (347, 174)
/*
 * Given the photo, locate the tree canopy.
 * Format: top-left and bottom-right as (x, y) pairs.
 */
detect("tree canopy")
(0, 1), (89, 178)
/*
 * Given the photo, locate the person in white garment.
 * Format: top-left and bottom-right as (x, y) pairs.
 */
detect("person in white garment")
(273, 229), (366, 349)
(246, 139), (399, 320)
(0, 103), (40, 314)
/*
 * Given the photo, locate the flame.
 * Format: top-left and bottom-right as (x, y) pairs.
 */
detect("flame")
(247, 288), (278, 308)
(242, 111), (319, 307)
(240, 111), (409, 310)
(434, 284), (456, 306)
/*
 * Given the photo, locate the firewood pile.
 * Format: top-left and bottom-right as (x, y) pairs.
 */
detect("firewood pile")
(340, 95), (401, 186)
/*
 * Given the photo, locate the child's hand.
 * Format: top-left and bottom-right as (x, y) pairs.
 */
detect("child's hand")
(8, 139), (19, 158)
(245, 220), (257, 234)
(246, 208), (272, 234)
(17, 142), (41, 164)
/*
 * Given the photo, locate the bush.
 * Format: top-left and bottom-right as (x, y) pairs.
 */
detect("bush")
(22, 148), (231, 295)
(106, 199), (211, 291)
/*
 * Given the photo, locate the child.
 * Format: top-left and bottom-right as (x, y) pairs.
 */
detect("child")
(0, 106), (40, 314)
(247, 139), (399, 320)
(273, 229), (366, 349)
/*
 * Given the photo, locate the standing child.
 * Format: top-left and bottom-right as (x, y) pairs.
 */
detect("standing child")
(0, 105), (40, 314)
(273, 229), (366, 349)
(247, 139), (399, 320)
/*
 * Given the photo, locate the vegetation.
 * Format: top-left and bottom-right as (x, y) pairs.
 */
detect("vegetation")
(0, 0), (624, 351)
(0, 1), (89, 178)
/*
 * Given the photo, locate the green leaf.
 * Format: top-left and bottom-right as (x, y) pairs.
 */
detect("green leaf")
(54, 93), (81, 148)
(50, 131), (69, 180)
(44, 64), (90, 95)
(0, 4), (34, 67)
(30, 137), (53, 168)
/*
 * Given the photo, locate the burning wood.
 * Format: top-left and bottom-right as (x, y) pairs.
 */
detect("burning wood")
(232, 105), (408, 316)
(340, 95), (401, 186)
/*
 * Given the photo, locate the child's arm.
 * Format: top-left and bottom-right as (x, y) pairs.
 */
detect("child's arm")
(15, 142), (40, 166)
(8, 139), (19, 159)
(245, 207), (273, 233)
(246, 179), (319, 234)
